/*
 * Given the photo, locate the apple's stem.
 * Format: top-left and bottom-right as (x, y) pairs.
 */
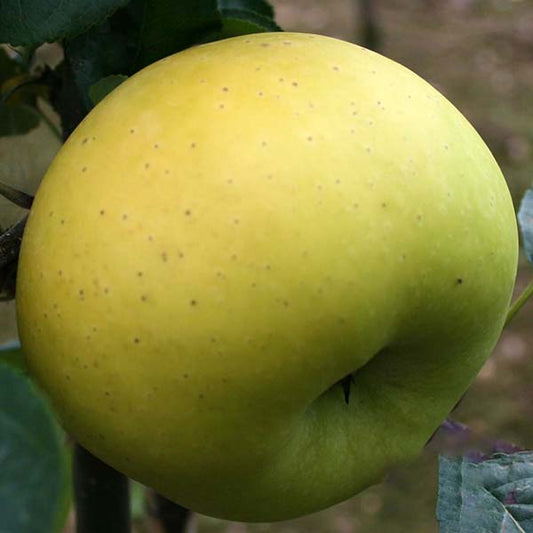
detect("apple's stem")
(505, 278), (533, 327)
(73, 444), (131, 533)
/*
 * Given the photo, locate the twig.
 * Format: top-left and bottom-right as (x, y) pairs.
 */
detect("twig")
(147, 490), (192, 532)
(358, 0), (382, 51)
(0, 217), (27, 268)
(505, 278), (533, 327)
(73, 445), (131, 533)
(0, 181), (34, 209)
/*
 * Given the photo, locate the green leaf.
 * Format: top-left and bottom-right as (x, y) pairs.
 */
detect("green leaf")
(0, 364), (71, 533)
(0, 47), (24, 83)
(217, 8), (281, 39)
(0, 340), (26, 373)
(518, 188), (533, 268)
(437, 453), (533, 532)
(65, 1), (143, 112)
(62, 0), (278, 113)
(137, 0), (222, 68)
(88, 74), (128, 106)
(0, 103), (40, 136)
(0, 0), (131, 47)
(1, 77), (51, 137)
(218, 0), (275, 18)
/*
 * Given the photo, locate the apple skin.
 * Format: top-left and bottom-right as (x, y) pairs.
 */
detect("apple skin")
(17, 32), (517, 521)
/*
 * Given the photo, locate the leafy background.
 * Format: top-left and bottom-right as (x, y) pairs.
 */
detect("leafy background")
(1, 0), (533, 531)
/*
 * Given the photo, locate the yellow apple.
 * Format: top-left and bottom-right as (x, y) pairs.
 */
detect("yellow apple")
(16, 32), (518, 521)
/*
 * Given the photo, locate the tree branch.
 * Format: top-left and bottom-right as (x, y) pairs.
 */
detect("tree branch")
(73, 445), (131, 533)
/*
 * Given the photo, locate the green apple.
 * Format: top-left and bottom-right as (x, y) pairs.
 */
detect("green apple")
(16, 32), (518, 521)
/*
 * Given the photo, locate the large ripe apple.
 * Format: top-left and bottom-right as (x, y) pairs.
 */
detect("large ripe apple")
(16, 32), (517, 521)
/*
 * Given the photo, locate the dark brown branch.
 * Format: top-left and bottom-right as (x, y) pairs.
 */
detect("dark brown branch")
(0, 260), (17, 301)
(358, 0), (382, 51)
(147, 490), (191, 532)
(73, 445), (131, 533)
(0, 181), (34, 209)
(0, 217), (27, 268)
